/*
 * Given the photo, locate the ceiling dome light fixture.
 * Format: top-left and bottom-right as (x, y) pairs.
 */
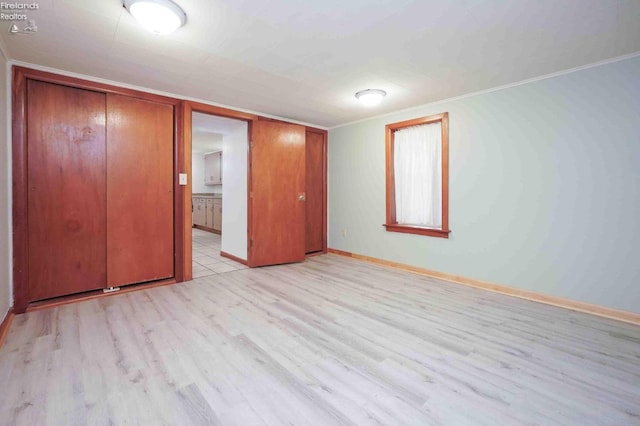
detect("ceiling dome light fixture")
(124, 0), (187, 35)
(355, 89), (387, 106)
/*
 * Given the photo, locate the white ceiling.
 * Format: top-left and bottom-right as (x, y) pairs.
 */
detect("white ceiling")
(192, 112), (245, 153)
(191, 131), (221, 154)
(193, 112), (244, 135)
(2, 0), (639, 128)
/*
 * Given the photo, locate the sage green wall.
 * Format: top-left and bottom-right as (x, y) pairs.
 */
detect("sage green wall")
(0, 52), (10, 317)
(328, 55), (640, 314)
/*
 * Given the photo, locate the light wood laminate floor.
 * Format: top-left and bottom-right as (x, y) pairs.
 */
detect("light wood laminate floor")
(1, 253), (639, 425)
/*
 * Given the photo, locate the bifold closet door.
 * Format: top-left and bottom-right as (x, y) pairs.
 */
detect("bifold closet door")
(106, 94), (174, 286)
(27, 80), (107, 301)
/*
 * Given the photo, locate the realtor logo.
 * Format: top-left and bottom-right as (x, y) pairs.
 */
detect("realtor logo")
(1, 2), (38, 19)
(2, 2), (38, 33)
(8, 19), (36, 33)
(1, 2), (39, 8)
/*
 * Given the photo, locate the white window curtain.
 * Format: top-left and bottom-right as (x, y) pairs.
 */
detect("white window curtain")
(394, 122), (442, 228)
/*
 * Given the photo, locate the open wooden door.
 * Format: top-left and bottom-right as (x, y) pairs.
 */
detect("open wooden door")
(249, 121), (306, 267)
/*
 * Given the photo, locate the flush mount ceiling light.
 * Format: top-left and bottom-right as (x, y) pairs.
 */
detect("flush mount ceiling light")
(355, 89), (387, 107)
(123, 0), (187, 34)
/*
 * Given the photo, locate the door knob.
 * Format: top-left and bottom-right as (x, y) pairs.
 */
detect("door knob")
(298, 193), (306, 201)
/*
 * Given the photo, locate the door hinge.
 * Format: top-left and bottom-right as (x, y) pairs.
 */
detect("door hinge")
(250, 237), (253, 248)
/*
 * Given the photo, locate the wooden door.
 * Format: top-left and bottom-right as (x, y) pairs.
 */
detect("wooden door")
(27, 80), (107, 301)
(305, 131), (325, 253)
(106, 94), (174, 286)
(250, 121), (306, 266)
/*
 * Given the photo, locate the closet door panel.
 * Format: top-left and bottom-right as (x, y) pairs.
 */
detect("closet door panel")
(27, 80), (107, 301)
(305, 131), (325, 253)
(106, 94), (174, 286)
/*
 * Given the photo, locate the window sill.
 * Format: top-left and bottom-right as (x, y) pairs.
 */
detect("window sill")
(383, 223), (451, 239)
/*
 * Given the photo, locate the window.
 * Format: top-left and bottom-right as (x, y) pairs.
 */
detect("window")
(384, 112), (450, 238)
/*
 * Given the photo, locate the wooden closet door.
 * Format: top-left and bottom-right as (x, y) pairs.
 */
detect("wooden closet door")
(27, 80), (107, 301)
(106, 94), (174, 286)
(305, 131), (325, 253)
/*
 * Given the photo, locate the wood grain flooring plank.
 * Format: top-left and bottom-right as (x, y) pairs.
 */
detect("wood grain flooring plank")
(1, 238), (639, 425)
(175, 383), (224, 426)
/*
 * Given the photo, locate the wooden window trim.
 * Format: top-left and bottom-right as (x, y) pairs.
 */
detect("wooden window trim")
(384, 112), (450, 238)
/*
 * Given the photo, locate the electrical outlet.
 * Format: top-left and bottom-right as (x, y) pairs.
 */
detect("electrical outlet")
(342, 229), (347, 237)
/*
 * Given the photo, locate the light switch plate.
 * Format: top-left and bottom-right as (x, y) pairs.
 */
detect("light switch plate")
(179, 173), (188, 185)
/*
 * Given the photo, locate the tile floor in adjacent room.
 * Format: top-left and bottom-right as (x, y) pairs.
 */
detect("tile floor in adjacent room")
(192, 228), (248, 277)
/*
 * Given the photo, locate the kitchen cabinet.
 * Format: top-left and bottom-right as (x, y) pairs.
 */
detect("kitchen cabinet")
(193, 197), (206, 227)
(192, 196), (222, 234)
(204, 151), (222, 185)
(206, 199), (214, 227)
(213, 199), (222, 232)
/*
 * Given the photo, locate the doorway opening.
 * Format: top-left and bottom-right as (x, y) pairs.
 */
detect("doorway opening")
(180, 101), (328, 280)
(190, 112), (249, 278)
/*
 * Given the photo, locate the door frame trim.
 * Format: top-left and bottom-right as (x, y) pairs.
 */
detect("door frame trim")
(179, 101), (257, 279)
(11, 66), (184, 313)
